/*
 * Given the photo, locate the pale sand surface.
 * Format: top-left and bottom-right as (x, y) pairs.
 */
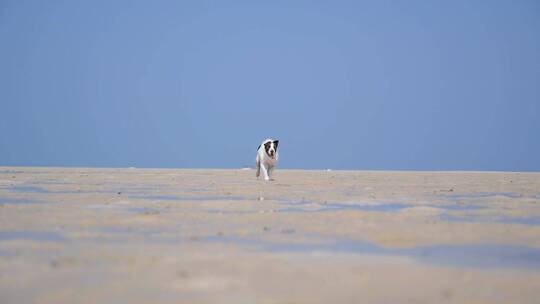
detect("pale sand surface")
(1, 167), (540, 303)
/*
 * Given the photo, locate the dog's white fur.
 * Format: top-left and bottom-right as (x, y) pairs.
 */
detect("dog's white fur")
(256, 138), (279, 181)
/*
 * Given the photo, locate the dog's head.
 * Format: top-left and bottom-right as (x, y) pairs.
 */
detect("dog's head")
(264, 139), (279, 159)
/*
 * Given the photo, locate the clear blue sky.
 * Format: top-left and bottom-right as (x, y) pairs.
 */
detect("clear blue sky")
(1, 0), (539, 171)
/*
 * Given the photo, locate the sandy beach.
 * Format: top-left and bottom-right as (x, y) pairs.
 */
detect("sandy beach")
(1, 167), (539, 303)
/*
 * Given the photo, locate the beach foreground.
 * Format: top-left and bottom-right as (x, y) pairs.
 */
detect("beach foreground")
(1, 167), (539, 303)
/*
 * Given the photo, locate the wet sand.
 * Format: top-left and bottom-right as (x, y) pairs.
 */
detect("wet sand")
(1, 167), (539, 303)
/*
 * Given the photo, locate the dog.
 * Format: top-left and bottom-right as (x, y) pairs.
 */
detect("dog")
(256, 139), (279, 181)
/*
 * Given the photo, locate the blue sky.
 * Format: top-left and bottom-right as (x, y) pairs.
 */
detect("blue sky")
(1, 0), (539, 171)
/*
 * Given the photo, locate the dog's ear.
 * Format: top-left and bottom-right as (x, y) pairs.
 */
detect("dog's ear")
(273, 140), (279, 148)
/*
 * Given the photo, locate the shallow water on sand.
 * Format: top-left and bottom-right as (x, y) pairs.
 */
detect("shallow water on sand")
(0, 197), (45, 204)
(197, 235), (540, 269)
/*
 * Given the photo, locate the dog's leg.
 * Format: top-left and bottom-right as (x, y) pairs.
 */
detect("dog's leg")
(255, 156), (261, 178)
(261, 164), (270, 181)
(268, 166), (274, 180)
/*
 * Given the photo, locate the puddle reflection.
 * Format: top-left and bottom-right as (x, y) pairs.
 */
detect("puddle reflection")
(0, 197), (46, 204)
(130, 195), (249, 201)
(0, 231), (65, 242)
(200, 236), (540, 269)
(441, 214), (540, 226)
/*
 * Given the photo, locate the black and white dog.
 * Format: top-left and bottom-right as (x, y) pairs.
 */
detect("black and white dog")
(256, 139), (279, 181)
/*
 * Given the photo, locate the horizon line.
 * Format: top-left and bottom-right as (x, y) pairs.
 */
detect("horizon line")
(0, 165), (538, 174)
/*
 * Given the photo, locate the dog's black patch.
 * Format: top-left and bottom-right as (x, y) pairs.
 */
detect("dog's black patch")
(273, 140), (279, 149)
(264, 141), (272, 156)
